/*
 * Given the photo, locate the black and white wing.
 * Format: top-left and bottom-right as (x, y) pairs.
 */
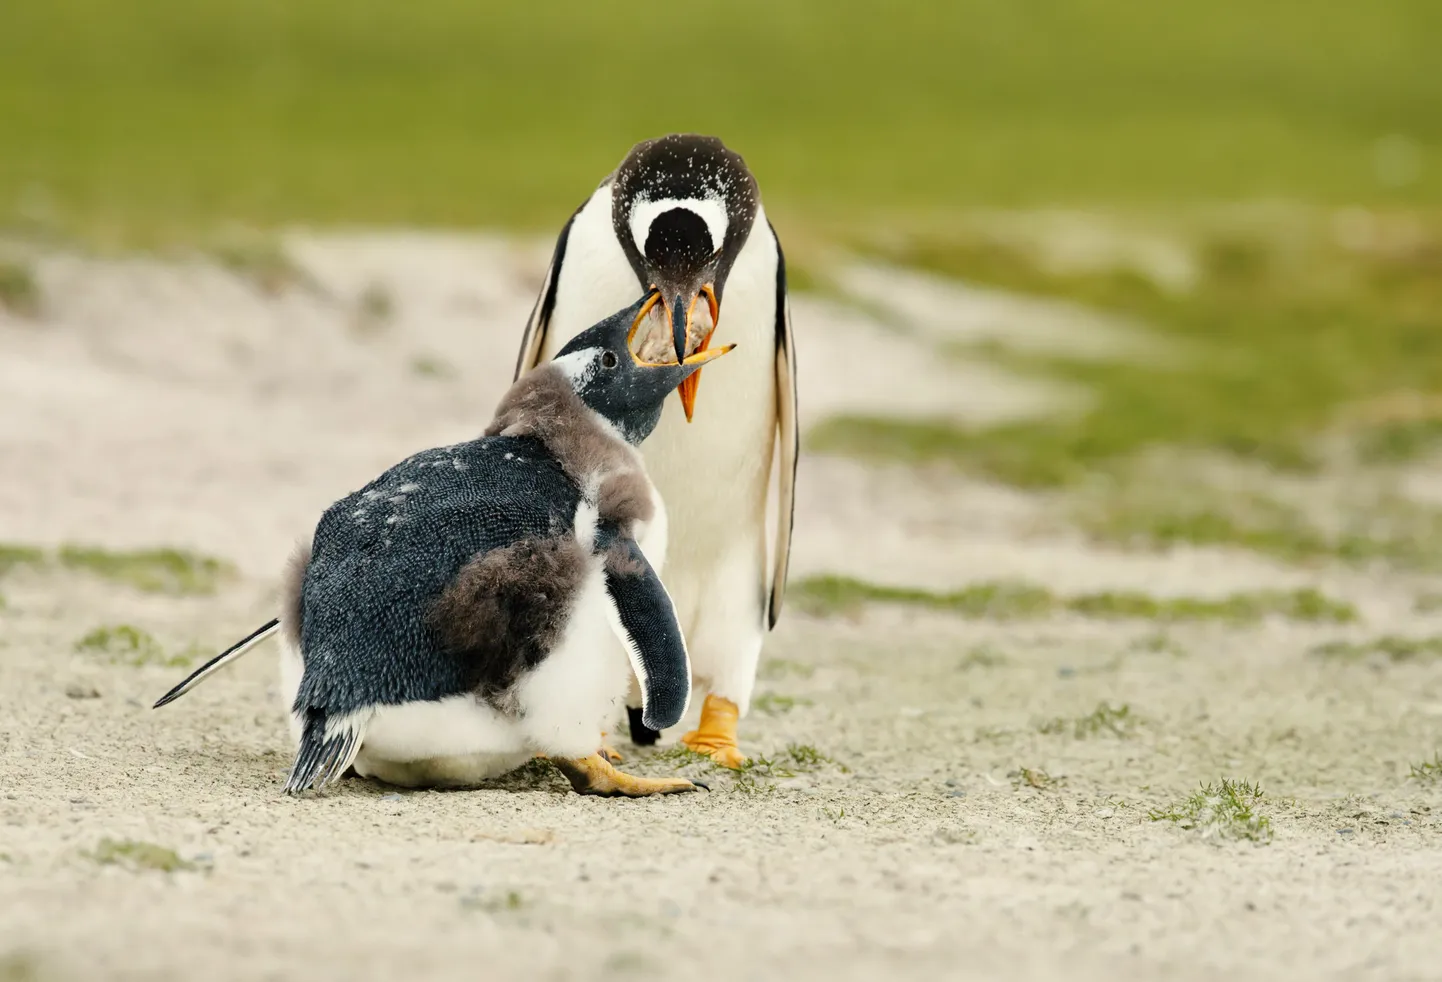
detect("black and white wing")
(603, 537), (691, 732)
(513, 204), (581, 381)
(768, 223), (799, 631)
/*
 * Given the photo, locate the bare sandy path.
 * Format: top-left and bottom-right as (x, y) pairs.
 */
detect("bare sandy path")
(2, 234), (1440, 982)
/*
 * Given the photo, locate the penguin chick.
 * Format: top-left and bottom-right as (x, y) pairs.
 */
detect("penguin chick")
(154, 293), (735, 798)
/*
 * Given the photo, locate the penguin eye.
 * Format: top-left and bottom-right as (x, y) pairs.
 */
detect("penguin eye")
(601, 351), (619, 369)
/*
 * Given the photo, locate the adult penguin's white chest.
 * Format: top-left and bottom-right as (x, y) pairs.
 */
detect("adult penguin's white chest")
(539, 187), (781, 574)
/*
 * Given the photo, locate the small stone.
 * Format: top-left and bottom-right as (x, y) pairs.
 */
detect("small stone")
(65, 683), (100, 700)
(1057, 666), (1076, 679)
(380, 793), (403, 801)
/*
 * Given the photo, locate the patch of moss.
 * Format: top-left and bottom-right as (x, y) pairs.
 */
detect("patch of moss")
(88, 838), (194, 872)
(58, 545), (232, 595)
(460, 889), (525, 913)
(1012, 767), (1059, 790)
(0, 261), (40, 318)
(1356, 417), (1442, 465)
(959, 644), (1008, 669)
(792, 574), (1356, 624)
(1310, 635), (1442, 663)
(792, 576), (1053, 619)
(0, 545), (44, 576)
(653, 743), (845, 793)
(1039, 702), (1137, 739)
(783, 744), (845, 773)
(844, 224), (1442, 495)
(1069, 587), (1355, 624)
(357, 282), (394, 325)
(757, 658), (815, 680)
(1080, 489), (1442, 571)
(752, 693), (812, 716)
(74, 625), (188, 667)
(410, 355), (456, 379)
(0, 952), (42, 982)
(204, 231), (308, 295)
(1129, 632), (1186, 656)
(647, 746), (714, 770)
(1149, 779), (1273, 843)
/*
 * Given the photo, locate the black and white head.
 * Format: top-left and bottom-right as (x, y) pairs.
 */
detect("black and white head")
(554, 294), (736, 444)
(610, 133), (759, 420)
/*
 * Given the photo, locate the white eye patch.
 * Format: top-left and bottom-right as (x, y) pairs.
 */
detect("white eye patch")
(552, 348), (600, 388)
(629, 197), (728, 257)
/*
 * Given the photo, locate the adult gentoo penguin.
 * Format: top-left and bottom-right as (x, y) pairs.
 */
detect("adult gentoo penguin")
(154, 295), (734, 797)
(513, 133), (798, 768)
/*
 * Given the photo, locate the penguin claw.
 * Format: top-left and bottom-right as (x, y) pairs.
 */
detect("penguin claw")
(550, 754), (700, 798)
(599, 744), (625, 765)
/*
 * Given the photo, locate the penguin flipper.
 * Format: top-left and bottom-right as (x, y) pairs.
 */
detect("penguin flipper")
(283, 707), (370, 795)
(602, 538), (691, 733)
(768, 224), (799, 631)
(152, 619), (281, 709)
(513, 202), (582, 381)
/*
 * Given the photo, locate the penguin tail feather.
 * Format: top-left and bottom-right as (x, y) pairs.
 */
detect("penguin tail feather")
(152, 618), (282, 709)
(283, 708), (368, 795)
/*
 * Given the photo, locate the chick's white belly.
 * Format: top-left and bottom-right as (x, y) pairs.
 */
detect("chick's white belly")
(352, 697), (532, 788)
(276, 565), (629, 789)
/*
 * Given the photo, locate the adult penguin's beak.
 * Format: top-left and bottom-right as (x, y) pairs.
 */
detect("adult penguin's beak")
(659, 284), (719, 422)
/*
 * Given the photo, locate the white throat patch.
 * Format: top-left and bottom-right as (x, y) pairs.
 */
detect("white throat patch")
(629, 197), (728, 257)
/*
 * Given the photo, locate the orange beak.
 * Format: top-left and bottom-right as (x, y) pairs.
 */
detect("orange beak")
(674, 284), (720, 422)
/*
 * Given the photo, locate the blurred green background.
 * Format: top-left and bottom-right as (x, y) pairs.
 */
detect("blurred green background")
(4, 0), (1442, 566)
(1, 0), (1438, 239)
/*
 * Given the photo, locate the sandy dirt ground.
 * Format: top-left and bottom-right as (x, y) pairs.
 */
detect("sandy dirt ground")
(2, 234), (1441, 982)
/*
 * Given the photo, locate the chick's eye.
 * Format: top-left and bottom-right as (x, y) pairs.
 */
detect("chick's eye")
(601, 351), (618, 369)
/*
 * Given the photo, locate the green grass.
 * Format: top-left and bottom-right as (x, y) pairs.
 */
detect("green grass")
(1075, 488), (1442, 571)
(1013, 767), (1059, 790)
(1409, 753), (1442, 783)
(1, 1), (1440, 242)
(0, 260), (39, 317)
(0, 953), (41, 982)
(752, 693), (812, 716)
(814, 218), (1442, 489)
(0, 545), (44, 576)
(651, 742), (845, 793)
(1039, 702), (1137, 739)
(203, 229), (309, 294)
(1, 543), (232, 595)
(58, 545), (232, 595)
(1129, 632), (1186, 657)
(792, 574), (1357, 624)
(460, 889), (525, 914)
(1149, 779), (1274, 843)
(87, 838), (194, 872)
(959, 644), (1008, 670)
(74, 624), (191, 667)
(757, 659), (815, 681)
(793, 577), (1054, 619)
(1310, 635), (1442, 663)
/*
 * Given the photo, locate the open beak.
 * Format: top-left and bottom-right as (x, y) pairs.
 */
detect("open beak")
(625, 288), (733, 397)
(662, 284), (719, 422)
